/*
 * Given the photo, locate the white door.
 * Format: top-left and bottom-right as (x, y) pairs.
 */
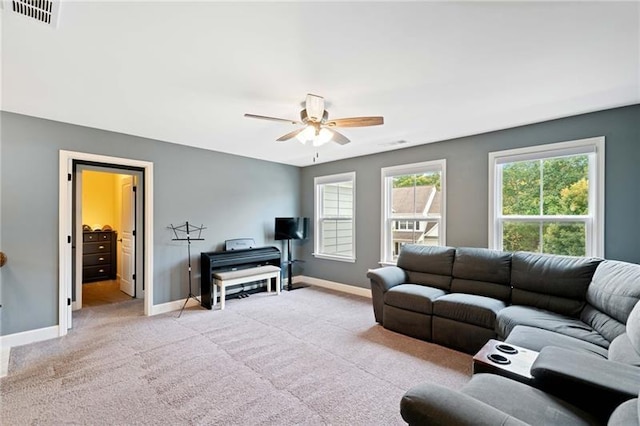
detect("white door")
(120, 176), (135, 296)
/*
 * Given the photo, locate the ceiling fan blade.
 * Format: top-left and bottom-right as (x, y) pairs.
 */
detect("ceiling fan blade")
(276, 127), (306, 142)
(326, 116), (384, 127)
(328, 129), (351, 145)
(244, 113), (301, 125)
(305, 94), (325, 122)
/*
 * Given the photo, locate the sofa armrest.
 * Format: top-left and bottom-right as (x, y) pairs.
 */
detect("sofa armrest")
(401, 382), (528, 426)
(531, 346), (640, 420)
(367, 266), (407, 293)
(367, 266), (407, 323)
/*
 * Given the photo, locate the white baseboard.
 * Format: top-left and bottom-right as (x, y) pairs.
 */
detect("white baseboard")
(1, 345), (10, 378)
(0, 325), (60, 349)
(150, 297), (201, 316)
(295, 275), (372, 298)
(0, 325), (60, 378)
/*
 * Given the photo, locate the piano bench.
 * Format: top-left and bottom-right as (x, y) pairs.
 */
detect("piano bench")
(212, 265), (281, 310)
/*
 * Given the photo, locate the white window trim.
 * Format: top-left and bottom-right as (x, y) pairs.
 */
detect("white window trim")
(313, 171), (356, 263)
(488, 136), (605, 257)
(380, 159), (447, 265)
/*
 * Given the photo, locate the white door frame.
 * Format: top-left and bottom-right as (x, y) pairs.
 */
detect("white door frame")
(58, 150), (154, 335)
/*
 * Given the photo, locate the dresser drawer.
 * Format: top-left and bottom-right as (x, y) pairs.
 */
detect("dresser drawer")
(83, 242), (111, 254)
(83, 253), (111, 266)
(83, 232), (112, 242)
(83, 265), (111, 282)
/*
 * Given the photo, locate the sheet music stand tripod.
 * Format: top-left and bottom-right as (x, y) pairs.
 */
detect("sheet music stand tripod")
(169, 221), (206, 317)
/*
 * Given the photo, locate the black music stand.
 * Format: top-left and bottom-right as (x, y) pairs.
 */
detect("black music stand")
(169, 221), (206, 317)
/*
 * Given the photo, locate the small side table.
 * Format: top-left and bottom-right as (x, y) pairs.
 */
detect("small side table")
(473, 339), (539, 385)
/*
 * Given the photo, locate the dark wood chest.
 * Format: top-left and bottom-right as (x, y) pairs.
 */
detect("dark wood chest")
(82, 231), (117, 283)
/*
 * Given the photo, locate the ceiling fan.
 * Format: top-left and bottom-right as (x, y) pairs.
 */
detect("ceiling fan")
(244, 93), (384, 146)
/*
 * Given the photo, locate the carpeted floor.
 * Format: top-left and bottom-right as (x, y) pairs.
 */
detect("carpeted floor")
(1, 286), (472, 425)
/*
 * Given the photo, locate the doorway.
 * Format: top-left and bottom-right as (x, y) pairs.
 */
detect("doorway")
(73, 166), (143, 310)
(58, 150), (154, 335)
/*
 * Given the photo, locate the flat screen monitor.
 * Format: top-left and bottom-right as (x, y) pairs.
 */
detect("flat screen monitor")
(275, 217), (309, 240)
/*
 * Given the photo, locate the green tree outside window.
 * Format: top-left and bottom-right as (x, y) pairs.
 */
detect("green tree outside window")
(501, 155), (589, 256)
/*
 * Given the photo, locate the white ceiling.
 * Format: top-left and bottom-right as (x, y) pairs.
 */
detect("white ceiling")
(2, 1), (639, 167)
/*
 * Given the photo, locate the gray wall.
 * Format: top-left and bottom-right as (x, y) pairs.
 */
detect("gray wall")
(0, 112), (300, 335)
(2, 105), (639, 336)
(299, 105), (640, 288)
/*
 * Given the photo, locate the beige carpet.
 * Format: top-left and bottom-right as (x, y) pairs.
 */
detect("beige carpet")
(1, 286), (472, 425)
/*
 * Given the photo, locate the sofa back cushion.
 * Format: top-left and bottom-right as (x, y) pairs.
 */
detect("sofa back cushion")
(450, 247), (512, 301)
(580, 260), (640, 343)
(397, 244), (455, 291)
(627, 301), (640, 355)
(511, 252), (602, 317)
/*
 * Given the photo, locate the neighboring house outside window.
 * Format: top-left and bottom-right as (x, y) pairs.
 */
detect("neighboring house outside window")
(488, 137), (604, 257)
(314, 172), (356, 262)
(381, 160), (446, 264)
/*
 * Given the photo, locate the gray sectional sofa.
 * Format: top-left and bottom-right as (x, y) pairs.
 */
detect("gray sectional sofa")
(367, 245), (640, 360)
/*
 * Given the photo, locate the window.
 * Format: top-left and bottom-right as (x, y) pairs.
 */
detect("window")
(381, 160), (446, 264)
(314, 172), (356, 262)
(489, 137), (604, 257)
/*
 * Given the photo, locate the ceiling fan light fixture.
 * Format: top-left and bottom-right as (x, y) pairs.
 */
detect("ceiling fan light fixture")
(314, 128), (333, 146)
(296, 125), (316, 144)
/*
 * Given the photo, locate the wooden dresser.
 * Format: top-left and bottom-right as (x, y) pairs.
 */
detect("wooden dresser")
(82, 231), (117, 283)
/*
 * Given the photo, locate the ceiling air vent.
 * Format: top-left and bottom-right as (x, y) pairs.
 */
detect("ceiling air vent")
(8, 0), (60, 27)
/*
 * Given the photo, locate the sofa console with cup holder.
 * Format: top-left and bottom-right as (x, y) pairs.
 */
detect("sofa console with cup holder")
(472, 339), (539, 385)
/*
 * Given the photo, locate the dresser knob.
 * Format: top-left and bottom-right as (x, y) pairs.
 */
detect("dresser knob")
(99, 245), (105, 249)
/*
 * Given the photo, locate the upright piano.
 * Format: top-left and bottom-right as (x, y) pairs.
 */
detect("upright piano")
(200, 245), (281, 309)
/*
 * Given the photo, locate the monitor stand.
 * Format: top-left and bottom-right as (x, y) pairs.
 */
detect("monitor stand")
(285, 238), (307, 291)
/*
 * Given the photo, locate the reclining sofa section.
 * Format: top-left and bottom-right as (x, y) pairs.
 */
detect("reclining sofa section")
(367, 245), (640, 355)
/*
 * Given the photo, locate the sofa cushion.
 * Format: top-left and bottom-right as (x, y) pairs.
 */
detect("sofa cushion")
(383, 305), (432, 341)
(432, 317), (497, 354)
(504, 325), (608, 358)
(397, 245), (455, 291)
(462, 374), (601, 425)
(384, 284), (446, 314)
(433, 293), (506, 329)
(511, 252), (602, 317)
(627, 301), (640, 354)
(497, 305), (610, 348)
(607, 398), (638, 426)
(451, 247), (512, 301)
(609, 333), (640, 367)
(581, 260), (640, 343)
